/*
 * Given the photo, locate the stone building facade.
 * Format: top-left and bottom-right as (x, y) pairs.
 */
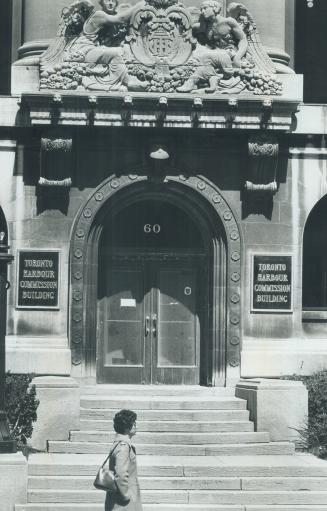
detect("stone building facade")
(0, 0), (327, 387)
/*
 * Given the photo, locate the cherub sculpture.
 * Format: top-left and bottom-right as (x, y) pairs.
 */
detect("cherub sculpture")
(177, 0), (282, 95)
(40, 0), (146, 92)
(178, 0), (247, 93)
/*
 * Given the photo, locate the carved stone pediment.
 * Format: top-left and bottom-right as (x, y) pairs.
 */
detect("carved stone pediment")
(38, 0), (287, 97)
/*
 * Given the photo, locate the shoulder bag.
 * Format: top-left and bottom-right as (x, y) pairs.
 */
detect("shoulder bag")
(94, 442), (121, 492)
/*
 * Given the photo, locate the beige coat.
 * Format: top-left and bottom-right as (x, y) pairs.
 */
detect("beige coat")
(105, 434), (143, 511)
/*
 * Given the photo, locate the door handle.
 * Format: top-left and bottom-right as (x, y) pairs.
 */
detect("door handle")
(152, 313), (157, 336)
(145, 316), (150, 336)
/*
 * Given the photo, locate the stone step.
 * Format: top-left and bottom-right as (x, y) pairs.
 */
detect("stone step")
(16, 505), (245, 511)
(28, 475), (241, 491)
(242, 478), (327, 491)
(27, 489), (327, 505)
(80, 397), (247, 410)
(188, 492), (327, 506)
(246, 508), (327, 511)
(15, 505), (327, 511)
(69, 431), (268, 444)
(80, 408), (250, 421)
(28, 475), (327, 492)
(47, 441), (295, 456)
(79, 419), (254, 432)
(27, 454), (327, 477)
(81, 385), (235, 397)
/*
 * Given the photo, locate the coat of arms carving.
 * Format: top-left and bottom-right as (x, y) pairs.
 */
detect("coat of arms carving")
(127, 0), (196, 67)
(39, 0), (283, 95)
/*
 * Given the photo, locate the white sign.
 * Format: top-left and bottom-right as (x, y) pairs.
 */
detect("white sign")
(120, 298), (136, 307)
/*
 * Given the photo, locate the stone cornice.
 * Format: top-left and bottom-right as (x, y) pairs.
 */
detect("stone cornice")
(15, 90), (301, 131)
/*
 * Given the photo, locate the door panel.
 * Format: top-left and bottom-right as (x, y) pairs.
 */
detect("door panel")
(106, 269), (144, 366)
(97, 257), (201, 384)
(97, 264), (150, 383)
(154, 267), (199, 384)
(157, 268), (197, 367)
(157, 322), (196, 366)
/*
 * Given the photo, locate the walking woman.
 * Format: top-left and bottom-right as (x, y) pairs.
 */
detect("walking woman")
(105, 409), (143, 511)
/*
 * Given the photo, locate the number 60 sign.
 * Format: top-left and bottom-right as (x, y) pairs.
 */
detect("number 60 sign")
(144, 224), (161, 234)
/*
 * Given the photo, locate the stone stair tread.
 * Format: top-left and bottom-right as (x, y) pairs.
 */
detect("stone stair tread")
(71, 430), (261, 435)
(81, 395), (243, 400)
(69, 431), (268, 444)
(81, 386), (236, 395)
(47, 440), (295, 456)
(186, 491), (327, 505)
(27, 489), (327, 505)
(79, 419), (254, 431)
(28, 452), (327, 476)
(80, 407), (249, 412)
(246, 507), (327, 511)
(15, 505), (327, 511)
(27, 489), (327, 494)
(28, 475), (242, 490)
(79, 397), (247, 410)
(26, 453), (327, 476)
(28, 475), (327, 492)
(28, 475), (327, 480)
(27, 452), (326, 467)
(80, 419), (254, 426)
(16, 505), (245, 511)
(80, 409), (251, 421)
(28, 475), (241, 480)
(49, 441), (282, 447)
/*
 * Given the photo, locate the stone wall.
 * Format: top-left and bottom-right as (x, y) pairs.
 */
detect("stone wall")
(242, 142), (327, 377)
(1, 129), (327, 377)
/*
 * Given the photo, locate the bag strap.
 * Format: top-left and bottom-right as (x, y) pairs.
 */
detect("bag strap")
(101, 440), (131, 468)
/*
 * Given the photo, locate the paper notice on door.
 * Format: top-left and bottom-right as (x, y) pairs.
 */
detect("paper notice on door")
(120, 298), (136, 307)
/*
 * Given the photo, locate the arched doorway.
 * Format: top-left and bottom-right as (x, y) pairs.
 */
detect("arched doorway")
(302, 195), (327, 309)
(70, 174), (242, 386)
(97, 197), (207, 384)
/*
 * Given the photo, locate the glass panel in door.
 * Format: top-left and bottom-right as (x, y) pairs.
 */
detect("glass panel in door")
(153, 265), (200, 384)
(97, 263), (150, 383)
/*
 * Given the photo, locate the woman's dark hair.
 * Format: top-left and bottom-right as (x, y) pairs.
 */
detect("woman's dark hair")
(113, 409), (137, 434)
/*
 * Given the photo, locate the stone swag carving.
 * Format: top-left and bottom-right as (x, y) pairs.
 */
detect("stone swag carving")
(40, 0), (283, 95)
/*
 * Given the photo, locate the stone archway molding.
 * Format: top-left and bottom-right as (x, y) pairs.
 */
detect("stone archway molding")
(70, 172), (242, 385)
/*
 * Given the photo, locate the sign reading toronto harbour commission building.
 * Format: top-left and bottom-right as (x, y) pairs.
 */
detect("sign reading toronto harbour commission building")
(252, 255), (292, 312)
(17, 249), (60, 309)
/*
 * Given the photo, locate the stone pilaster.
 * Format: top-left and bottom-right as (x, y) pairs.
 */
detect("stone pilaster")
(16, 0), (69, 63)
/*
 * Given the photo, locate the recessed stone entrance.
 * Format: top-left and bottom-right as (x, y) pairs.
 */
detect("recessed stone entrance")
(70, 174), (242, 385)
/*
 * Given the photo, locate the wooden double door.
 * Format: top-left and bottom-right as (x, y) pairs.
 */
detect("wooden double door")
(97, 255), (202, 384)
